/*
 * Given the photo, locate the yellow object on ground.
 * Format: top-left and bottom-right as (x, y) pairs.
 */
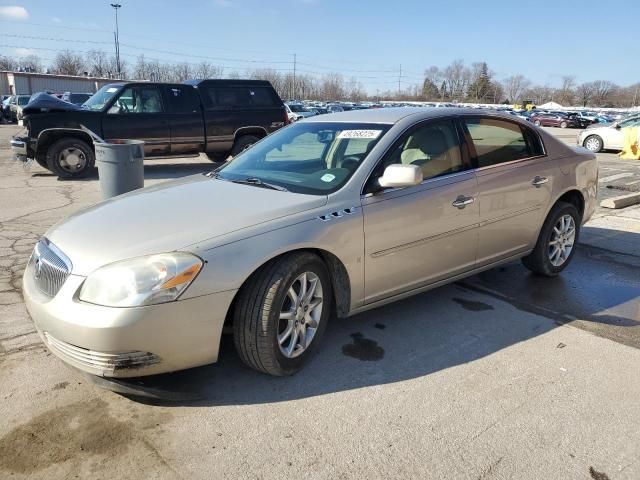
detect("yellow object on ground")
(619, 126), (640, 160)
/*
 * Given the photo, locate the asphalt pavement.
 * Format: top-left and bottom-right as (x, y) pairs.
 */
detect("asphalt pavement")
(1, 124), (639, 480)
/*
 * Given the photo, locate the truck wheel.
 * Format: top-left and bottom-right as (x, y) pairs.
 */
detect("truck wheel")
(35, 153), (48, 169)
(522, 201), (580, 277)
(45, 137), (95, 179)
(230, 135), (260, 157)
(205, 152), (229, 162)
(233, 252), (332, 376)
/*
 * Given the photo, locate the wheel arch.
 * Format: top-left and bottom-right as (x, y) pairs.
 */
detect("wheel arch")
(234, 126), (268, 141)
(550, 188), (585, 221)
(37, 128), (95, 155)
(224, 247), (352, 329)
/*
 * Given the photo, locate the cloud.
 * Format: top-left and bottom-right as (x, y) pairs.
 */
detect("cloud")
(0, 6), (29, 20)
(14, 48), (36, 57)
(51, 16), (62, 23)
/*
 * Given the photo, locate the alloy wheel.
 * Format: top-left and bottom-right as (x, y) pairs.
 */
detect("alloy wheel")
(277, 272), (323, 358)
(548, 214), (576, 267)
(584, 137), (601, 152)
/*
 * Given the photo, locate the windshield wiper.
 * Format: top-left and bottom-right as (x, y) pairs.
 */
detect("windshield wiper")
(231, 177), (289, 192)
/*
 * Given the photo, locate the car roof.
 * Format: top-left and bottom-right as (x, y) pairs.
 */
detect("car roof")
(306, 106), (490, 124)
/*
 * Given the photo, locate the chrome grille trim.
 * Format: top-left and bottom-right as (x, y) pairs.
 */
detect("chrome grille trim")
(44, 332), (161, 374)
(30, 238), (72, 297)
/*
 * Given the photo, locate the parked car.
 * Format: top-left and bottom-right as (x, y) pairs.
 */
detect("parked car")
(61, 92), (93, 105)
(11, 79), (288, 178)
(5, 94), (30, 123)
(530, 113), (580, 128)
(22, 108), (597, 381)
(577, 115), (640, 152)
(326, 104), (344, 113)
(1, 95), (12, 120)
(286, 103), (316, 119)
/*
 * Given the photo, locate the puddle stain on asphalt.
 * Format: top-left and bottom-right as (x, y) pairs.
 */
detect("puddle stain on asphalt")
(0, 398), (171, 474)
(342, 332), (385, 361)
(452, 297), (495, 312)
(589, 466), (611, 480)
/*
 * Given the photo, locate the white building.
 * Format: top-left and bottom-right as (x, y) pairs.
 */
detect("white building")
(0, 71), (120, 96)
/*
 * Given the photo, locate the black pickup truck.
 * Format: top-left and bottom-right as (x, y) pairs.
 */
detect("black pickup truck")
(11, 79), (288, 178)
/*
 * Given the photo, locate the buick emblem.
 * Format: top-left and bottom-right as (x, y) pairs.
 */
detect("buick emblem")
(34, 258), (42, 279)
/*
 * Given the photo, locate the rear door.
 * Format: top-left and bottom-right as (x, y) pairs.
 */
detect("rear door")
(463, 116), (555, 266)
(101, 85), (170, 156)
(362, 119), (479, 303)
(162, 84), (205, 155)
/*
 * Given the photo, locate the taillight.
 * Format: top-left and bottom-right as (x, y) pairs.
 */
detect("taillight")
(283, 108), (290, 126)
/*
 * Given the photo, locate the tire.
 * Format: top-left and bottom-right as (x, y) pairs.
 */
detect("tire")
(534, 120), (541, 126)
(45, 137), (95, 179)
(583, 135), (603, 153)
(560, 121), (567, 128)
(230, 135), (260, 157)
(205, 152), (229, 162)
(522, 201), (581, 277)
(35, 152), (48, 169)
(233, 252), (332, 376)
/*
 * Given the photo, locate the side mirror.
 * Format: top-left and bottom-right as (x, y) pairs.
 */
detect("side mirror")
(614, 123), (621, 129)
(378, 164), (423, 188)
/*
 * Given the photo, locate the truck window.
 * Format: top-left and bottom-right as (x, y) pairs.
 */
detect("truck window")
(203, 87), (251, 108)
(165, 86), (200, 114)
(248, 87), (278, 107)
(109, 86), (163, 114)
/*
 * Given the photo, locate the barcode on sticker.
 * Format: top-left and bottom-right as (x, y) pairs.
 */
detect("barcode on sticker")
(337, 130), (382, 139)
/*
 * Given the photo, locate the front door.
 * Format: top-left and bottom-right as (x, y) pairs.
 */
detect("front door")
(362, 119), (479, 304)
(162, 84), (205, 155)
(462, 116), (554, 266)
(101, 85), (170, 156)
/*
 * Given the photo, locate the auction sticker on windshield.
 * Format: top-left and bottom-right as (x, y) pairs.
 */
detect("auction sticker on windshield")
(337, 130), (382, 139)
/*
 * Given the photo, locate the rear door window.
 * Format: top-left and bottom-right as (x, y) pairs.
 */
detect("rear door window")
(203, 86), (278, 109)
(165, 86), (200, 113)
(464, 118), (540, 168)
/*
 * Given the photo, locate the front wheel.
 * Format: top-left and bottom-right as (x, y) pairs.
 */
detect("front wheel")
(522, 201), (580, 277)
(45, 137), (95, 178)
(583, 135), (603, 153)
(534, 120), (541, 126)
(233, 252), (332, 376)
(560, 121), (567, 128)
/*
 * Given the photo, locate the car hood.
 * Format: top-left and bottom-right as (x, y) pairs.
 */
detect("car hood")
(22, 92), (83, 115)
(47, 175), (327, 275)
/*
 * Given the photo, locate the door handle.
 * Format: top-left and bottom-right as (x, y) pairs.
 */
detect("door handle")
(452, 195), (475, 209)
(531, 176), (549, 187)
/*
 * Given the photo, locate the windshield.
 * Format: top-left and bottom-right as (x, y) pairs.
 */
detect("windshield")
(288, 104), (307, 112)
(17, 96), (30, 106)
(82, 84), (122, 111)
(70, 93), (92, 104)
(216, 122), (391, 195)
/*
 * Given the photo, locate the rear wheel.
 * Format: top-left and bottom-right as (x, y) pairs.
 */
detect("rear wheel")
(522, 201), (580, 277)
(45, 137), (95, 179)
(230, 135), (260, 157)
(233, 252), (332, 376)
(583, 135), (603, 153)
(560, 121), (567, 128)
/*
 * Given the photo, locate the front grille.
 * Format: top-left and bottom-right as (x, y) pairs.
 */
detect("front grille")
(43, 332), (161, 374)
(30, 238), (72, 297)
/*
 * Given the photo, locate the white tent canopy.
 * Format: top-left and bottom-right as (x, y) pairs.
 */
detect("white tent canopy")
(538, 101), (564, 110)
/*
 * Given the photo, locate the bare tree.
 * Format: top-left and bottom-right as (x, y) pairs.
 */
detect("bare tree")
(575, 82), (595, 107)
(502, 75), (531, 103)
(194, 62), (223, 79)
(0, 55), (16, 71)
(443, 60), (465, 101)
(591, 80), (618, 106)
(52, 50), (85, 76)
(86, 50), (109, 77)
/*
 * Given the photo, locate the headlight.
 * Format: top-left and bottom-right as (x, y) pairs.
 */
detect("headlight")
(79, 252), (203, 307)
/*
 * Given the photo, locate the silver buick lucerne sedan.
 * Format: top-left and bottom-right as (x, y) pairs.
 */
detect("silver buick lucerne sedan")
(23, 108), (598, 379)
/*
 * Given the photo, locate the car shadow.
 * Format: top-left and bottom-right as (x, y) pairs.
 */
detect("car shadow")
(111, 281), (561, 406)
(110, 242), (640, 406)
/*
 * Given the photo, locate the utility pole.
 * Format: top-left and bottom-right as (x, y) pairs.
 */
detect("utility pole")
(111, 3), (122, 79)
(398, 64), (402, 98)
(292, 53), (297, 101)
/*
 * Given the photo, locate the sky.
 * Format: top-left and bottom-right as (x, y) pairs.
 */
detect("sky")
(0, 0), (639, 94)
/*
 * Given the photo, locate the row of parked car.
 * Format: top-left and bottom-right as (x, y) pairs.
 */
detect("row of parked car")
(1, 92), (92, 123)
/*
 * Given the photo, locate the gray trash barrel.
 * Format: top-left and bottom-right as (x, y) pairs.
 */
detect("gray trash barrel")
(94, 140), (145, 199)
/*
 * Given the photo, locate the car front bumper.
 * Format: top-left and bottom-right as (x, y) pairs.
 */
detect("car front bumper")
(23, 261), (237, 378)
(10, 137), (28, 161)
